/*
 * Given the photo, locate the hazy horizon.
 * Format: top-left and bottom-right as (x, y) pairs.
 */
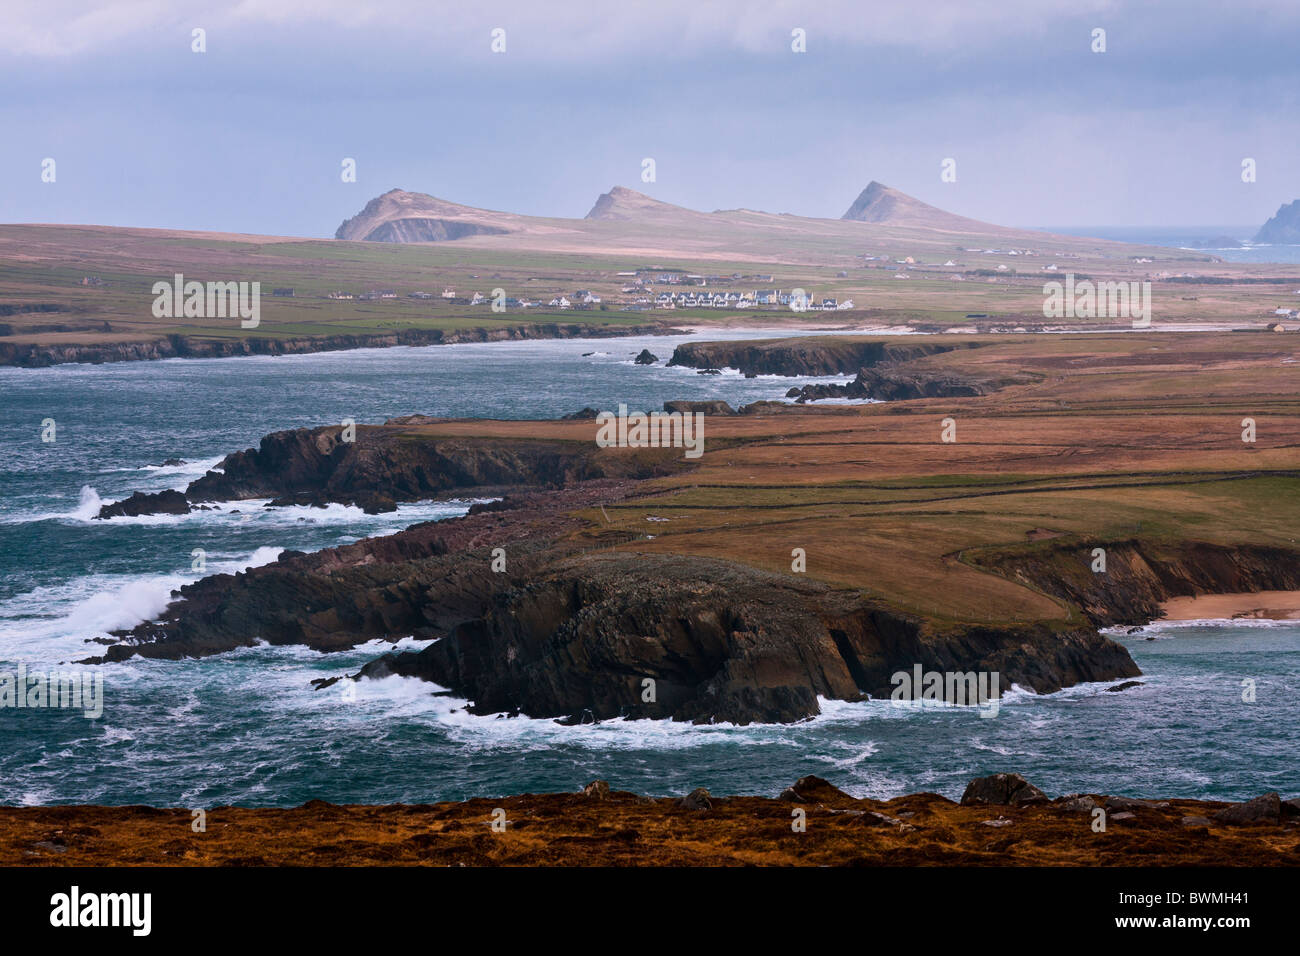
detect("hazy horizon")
(2, 0), (1297, 237)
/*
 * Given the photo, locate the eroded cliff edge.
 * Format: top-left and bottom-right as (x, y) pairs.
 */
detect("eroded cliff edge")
(0, 321), (675, 368)
(83, 397), (1300, 726)
(81, 416), (1251, 725)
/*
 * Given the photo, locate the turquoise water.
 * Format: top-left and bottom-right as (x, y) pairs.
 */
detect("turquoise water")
(0, 333), (1296, 806)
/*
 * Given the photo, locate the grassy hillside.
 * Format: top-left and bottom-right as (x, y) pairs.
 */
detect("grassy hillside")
(388, 330), (1300, 627)
(2, 221), (1297, 360)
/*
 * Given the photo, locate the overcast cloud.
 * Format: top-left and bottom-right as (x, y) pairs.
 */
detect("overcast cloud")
(1, 0), (1296, 234)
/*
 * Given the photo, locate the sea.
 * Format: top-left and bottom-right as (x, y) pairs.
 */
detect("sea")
(1044, 226), (1300, 264)
(1, 329), (1296, 807)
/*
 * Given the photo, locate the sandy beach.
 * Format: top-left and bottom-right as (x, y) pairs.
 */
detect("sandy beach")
(1159, 590), (1300, 622)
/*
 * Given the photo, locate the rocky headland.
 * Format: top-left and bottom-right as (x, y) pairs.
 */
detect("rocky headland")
(667, 335), (1035, 401)
(1255, 198), (1300, 244)
(82, 332), (1300, 727)
(0, 321), (678, 368)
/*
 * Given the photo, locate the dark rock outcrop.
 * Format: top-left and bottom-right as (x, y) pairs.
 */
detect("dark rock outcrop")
(91, 481), (638, 662)
(96, 420), (686, 518)
(971, 539), (1300, 628)
(581, 780), (611, 801)
(960, 773), (1049, 807)
(186, 426), (664, 505)
(668, 338), (968, 376)
(633, 349), (658, 365)
(662, 400), (735, 415)
(779, 775), (856, 806)
(677, 788), (713, 810)
(1105, 680), (1143, 692)
(0, 322), (680, 369)
(354, 551), (1137, 725)
(95, 489), (190, 519)
(1214, 792), (1282, 825)
(790, 366), (1016, 402)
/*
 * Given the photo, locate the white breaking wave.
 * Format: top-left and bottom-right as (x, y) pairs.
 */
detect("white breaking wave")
(9, 492), (484, 530)
(0, 547), (287, 663)
(1105, 618), (1300, 634)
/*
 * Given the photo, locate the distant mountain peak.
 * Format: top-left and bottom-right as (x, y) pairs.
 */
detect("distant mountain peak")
(839, 181), (989, 233)
(334, 189), (512, 242)
(585, 186), (692, 221)
(842, 181), (931, 222)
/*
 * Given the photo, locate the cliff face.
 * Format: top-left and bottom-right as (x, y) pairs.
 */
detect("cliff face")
(333, 188), (518, 241)
(96, 419), (683, 519)
(363, 551), (1136, 724)
(668, 339), (970, 376)
(85, 420), (1143, 722)
(184, 428), (629, 505)
(362, 218), (509, 242)
(0, 322), (672, 368)
(971, 540), (1300, 626)
(94, 482), (634, 660)
(96, 511), (1139, 723)
(791, 366), (1031, 402)
(1255, 199), (1300, 244)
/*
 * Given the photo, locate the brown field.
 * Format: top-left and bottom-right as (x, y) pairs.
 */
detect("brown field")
(2, 209), (1298, 360)
(382, 330), (1300, 625)
(5, 785), (1296, 867)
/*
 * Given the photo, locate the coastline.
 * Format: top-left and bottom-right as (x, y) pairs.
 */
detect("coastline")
(0, 320), (684, 369)
(1157, 590), (1300, 622)
(2, 316), (1290, 369)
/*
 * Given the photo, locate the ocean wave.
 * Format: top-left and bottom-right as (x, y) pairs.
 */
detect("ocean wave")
(0, 546), (289, 662)
(4, 490), (484, 530)
(1106, 618), (1300, 634)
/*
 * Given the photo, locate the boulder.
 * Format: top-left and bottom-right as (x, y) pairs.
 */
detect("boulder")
(856, 810), (907, 828)
(1105, 680), (1144, 692)
(581, 780), (610, 801)
(1213, 792), (1282, 825)
(960, 773), (1049, 807)
(633, 349), (658, 365)
(356, 493), (397, 515)
(1105, 796), (1169, 811)
(778, 775), (854, 805)
(677, 787), (712, 811)
(1056, 794), (1097, 813)
(662, 400), (736, 416)
(95, 489), (191, 519)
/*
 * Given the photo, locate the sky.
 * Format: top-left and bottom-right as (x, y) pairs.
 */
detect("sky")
(1, 0), (1297, 236)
